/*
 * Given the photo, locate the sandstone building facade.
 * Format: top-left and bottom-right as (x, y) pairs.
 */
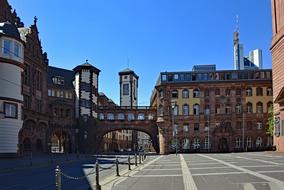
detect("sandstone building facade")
(151, 68), (273, 153)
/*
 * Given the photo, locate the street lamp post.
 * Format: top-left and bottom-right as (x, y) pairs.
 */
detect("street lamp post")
(171, 101), (177, 156)
(242, 110), (245, 151)
(206, 108), (210, 152)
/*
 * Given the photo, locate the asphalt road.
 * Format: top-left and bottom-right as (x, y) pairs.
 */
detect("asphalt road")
(112, 152), (284, 190)
(0, 155), (138, 190)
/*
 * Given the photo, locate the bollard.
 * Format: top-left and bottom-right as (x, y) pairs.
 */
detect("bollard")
(142, 153), (144, 162)
(139, 152), (141, 164)
(128, 155), (131, 170)
(116, 157), (120, 176)
(55, 165), (61, 190)
(95, 160), (101, 190)
(135, 153), (137, 166)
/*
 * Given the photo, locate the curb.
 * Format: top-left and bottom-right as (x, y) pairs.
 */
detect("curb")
(0, 157), (94, 174)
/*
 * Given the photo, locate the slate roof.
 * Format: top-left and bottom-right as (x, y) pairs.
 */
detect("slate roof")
(118, 68), (139, 78)
(0, 21), (21, 40)
(73, 60), (100, 74)
(47, 66), (74, 89)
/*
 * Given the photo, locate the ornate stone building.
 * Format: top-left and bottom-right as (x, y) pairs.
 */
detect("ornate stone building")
(151, 68), (273, 154)
(271, 0), (284, 151)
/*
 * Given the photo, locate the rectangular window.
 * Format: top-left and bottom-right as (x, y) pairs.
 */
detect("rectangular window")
(257, 122), (262, 130)
(4, 102), (17, 118)
(48, 89), (52, 96)
(123, 84), (129, 95)
(161, 74), (167, 81)
(3, 40), (11, 55)
(194, 123), (199, 131)
(14, 42), (21, 58)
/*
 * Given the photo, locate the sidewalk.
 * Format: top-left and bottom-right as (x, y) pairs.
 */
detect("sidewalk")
(0, 153), (94, 173)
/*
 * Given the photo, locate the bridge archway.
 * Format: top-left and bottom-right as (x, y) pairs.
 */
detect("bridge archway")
(96, 126), (159, 153)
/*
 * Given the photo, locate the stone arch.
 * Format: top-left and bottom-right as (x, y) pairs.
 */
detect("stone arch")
(93, 124), (159, 154)
(49, 129), (72, 153)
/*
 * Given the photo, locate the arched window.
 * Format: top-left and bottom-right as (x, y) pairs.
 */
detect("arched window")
(182, 89), (189, 98)
(256, 102), (263, 113)
(137, 113), (145, 120)
(183, 104), (189, 116)
(205, 105), (210, 115)
(193, 138), (200, 149)
(193, 89), (200, 98)
(256, 137), (262, 147)
(173, 105), (179, 116)
(225, 104), (231, 114)
(246, 102), (253, 113)
(204, 137), (210, 149)
(183, 124), (189, 132)
(128, 113), (135, 121)
(205, 89), (210, 96)
(117, 113), (125, 120)
(148, 114), (154, 120)
(171, 90), (178, 98)
(182, 138), (190, 150)
(193, 104), (200, 115)
(235, 104), (241, 114)
(235, 137), (241, 148)
(107, 113), (114, 120)
(267, 101), (273, 113)
(215, 88), (220, 96)
(246, 137), (252, 148)
(246, 88), (252, 96)
(158, 105), (164, 116)
(225, 89), (230, 96)
(267, 87), (273, 96)
(236, 88), (242, 96)
(215, 104), (221, 114)
(99, 113), (105, 120)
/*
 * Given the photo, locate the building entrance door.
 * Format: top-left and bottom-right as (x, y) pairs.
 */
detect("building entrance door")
(219, 138), (229, 152)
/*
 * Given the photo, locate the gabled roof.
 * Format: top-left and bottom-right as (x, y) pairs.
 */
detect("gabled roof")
(47, 66), (74, 89)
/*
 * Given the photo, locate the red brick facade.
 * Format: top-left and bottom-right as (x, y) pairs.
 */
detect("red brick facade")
(271, 0), (284, 151)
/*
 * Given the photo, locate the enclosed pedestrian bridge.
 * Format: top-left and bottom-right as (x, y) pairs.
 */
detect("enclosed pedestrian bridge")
(80, 106), (159, 153)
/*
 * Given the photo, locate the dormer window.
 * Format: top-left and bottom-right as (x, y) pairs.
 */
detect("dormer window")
(52, 76), (64, 85)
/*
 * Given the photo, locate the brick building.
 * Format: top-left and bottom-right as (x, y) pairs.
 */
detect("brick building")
(151, 68), (273, 154)
(271, 0), (284, 151)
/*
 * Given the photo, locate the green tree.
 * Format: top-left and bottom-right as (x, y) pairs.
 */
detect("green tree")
(266, 104), (274, 146)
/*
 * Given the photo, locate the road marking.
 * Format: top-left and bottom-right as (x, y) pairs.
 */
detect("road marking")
(132, 174), (183, 177)
(108, 155), (163, 188)
(198, 154), (284, 190)
(240, 165), (278, 168)
(187, 162), (222, 166)
(145, 164), (181, 167)
(143, 168), (181, 171)
(258, 170), (284, 173)
(180, 154), (198, 190)
(190, 166), (230, 170)
(192, 171), (245, 176)
(233, 155), (279, 165)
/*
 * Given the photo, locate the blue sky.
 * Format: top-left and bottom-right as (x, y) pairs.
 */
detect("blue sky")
(10, 0), (272, 105)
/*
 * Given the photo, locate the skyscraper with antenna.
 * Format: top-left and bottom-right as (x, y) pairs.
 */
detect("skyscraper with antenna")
(233, 15), (244, 70)
(233, 15), (263, 70)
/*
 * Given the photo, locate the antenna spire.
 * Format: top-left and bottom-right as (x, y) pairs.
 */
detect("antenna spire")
(236, 15), (239, 33)
(127, 57), (130, 68)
